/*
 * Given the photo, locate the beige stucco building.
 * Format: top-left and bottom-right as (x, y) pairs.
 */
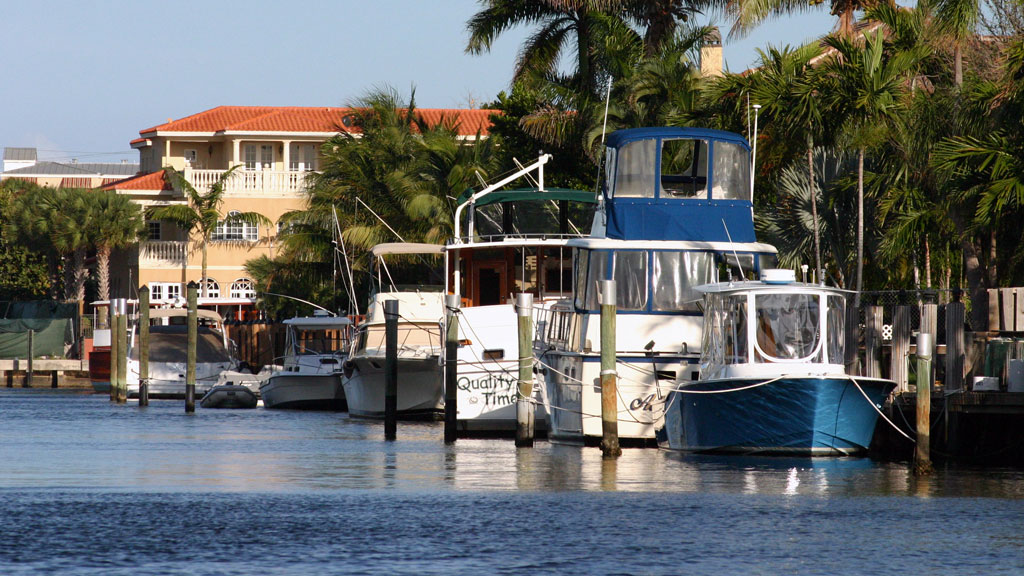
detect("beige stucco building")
(104, 105), (495, 311)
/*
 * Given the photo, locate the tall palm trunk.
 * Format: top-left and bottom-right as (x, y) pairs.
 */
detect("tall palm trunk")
(924, 236), (932, 288)
(808, 136), (821, 278)
(855, 148), (865, 308)
(97, 244), (111, 302)
(201, 239), (209, 298)
(954, 44), (963, 87)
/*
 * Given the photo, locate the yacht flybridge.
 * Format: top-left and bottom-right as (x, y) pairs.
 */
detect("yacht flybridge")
(537, 127), (778, 444)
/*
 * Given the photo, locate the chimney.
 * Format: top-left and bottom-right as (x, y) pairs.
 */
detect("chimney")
(701, 27), (723, 78)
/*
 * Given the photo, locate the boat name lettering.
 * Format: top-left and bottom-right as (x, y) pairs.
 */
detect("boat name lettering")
(629, 394), (657, 412)
(458, 374), (518, 407)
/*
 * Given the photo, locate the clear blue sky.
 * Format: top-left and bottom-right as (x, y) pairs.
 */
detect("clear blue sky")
(0, 1), (838, 165)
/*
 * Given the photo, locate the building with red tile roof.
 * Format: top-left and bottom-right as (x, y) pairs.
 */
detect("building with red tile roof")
(102, 105), (496, 308)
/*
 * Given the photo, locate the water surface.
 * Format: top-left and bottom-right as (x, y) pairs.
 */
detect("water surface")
(2, 389), (1022, 575)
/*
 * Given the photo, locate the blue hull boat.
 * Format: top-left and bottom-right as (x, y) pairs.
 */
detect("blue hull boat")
(664, 375), (895, 455)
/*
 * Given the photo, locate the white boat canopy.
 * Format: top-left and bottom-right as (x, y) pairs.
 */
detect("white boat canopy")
(283, 316), (352, 329)
(370, 243), (445, 257)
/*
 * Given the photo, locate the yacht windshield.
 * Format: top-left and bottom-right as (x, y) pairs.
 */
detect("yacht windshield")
(754, 293), (821, 361)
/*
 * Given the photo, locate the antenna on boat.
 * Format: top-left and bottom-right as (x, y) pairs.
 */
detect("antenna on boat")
(260, 292), (334, 315)
(595, 76), (613, 217)
(722, 219), (746, 280)
(751, 104), (761, 202)
(332, 206), (360, 317)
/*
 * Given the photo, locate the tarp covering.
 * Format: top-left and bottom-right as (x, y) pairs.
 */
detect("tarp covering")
(456, 187), (597, 207)
(0, 318), (72, 358)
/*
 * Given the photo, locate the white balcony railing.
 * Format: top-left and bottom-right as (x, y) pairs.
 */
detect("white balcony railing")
(185, 168), (312, 195)
(140, 241), (187, 267)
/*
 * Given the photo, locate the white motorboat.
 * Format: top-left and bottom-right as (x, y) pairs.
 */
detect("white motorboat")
(343, 243), (445, 419)
(444, 154), (595, 433)
(260, 314), (351, 410)
(126, 308), (235, 399)
(537, 127), (778, 444)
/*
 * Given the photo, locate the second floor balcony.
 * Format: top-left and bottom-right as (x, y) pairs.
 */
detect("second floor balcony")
(184, 167), (315, 195)
(140, 240), (187, 267)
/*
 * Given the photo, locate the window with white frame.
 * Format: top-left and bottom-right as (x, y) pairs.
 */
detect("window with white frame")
(230, 278), (256, 299)
(289, 143), (318, 171)
(213, 210), (258, 241)
(203, 278), (220, 298)
(244, 144), (273, 170)
(150, 282), (182, 301)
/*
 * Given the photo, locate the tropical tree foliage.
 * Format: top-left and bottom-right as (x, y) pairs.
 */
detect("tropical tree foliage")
(149, 166), (271, 298)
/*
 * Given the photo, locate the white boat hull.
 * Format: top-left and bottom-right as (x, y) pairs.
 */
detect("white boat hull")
(127, 360), (231, 399)
(343, 356), (443, 419)
(454, 304), (548, 433)
(260, 372), (345, 411)
(540, 350), (693, 444)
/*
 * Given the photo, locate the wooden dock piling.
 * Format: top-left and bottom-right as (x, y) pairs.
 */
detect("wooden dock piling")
(25, 330), (34, 388)
(185, 282), (197, 413)
(109, 305), (119, 402)
(915, 332), (934, 476)
(444, 294), (459, 444)
(515, 293), (535, 447)
(384, 299), (399, 440)
(115, 313), (127, 403)
(139, 286), (150, 406)
(599, 280), (621, 459)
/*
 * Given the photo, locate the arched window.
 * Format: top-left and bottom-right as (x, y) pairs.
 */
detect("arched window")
(230, 278), (256, 299)
(202, 278), (220, 298)
(213, 210), (258, 241)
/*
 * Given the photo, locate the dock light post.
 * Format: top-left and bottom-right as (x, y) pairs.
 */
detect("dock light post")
(915, 332), (934, 476)
(515, 293), (535, 447)
(600, 280), (621, 459)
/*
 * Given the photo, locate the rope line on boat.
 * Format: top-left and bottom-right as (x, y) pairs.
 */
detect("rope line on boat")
(670, 376), (785, 394)
(846, 376), (914, 442)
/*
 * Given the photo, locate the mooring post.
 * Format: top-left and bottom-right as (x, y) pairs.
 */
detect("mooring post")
(515, 292), (535, 447)
(443, 294), (460, 444)
(914, 332), (934, 476)
(6, 362), (12, 387)
(384, 299), (399, 441)
(51, 371), (58, 389)
(599, 280), (621, 459)
(109, 306), (119, 402)
(139, 286), (150, 406)
(185, 281), (197, 413)
(116, 312), (128, 404)
(24, 329), (34, 388)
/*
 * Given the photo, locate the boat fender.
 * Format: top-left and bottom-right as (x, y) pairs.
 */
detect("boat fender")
(343, 360), (354, 379)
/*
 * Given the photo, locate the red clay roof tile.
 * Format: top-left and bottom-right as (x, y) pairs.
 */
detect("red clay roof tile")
(139, 106), (497, 138)
(101, 169), (172, 191)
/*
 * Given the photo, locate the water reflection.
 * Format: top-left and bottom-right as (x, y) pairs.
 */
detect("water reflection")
(2, 390), (1024, 499)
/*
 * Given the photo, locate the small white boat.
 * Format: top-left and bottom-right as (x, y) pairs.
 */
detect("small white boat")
(343, 243), (445, 419)
(127, 308), (235, 399)
(200, 383), (258, 409)
(260, 314), (351, 410)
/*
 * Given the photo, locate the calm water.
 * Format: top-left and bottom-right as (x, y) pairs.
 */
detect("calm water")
(2, 389), (1023, 575)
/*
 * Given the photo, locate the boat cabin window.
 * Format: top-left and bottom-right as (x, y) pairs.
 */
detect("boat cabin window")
(702, 294), (748, 368)
(582, 250), (608, 309)
(711, 141), (750, 200)
(827, 294), (845, 364)
(613, 139), (656, 198)
(354, 323), (439, 355)
(613, 251), (648, 310)
(651, 251), (714, 312)
(660, 138), (708, 198)
(754, 293), (821, 362)
(719, 253), (756, 282)
(289, 329), (349, 355)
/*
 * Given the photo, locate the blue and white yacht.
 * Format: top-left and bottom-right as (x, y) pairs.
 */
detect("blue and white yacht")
(662, 269), (896, 455)
(537, 127), (778, 444)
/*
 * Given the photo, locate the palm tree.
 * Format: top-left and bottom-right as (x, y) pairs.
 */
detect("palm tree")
(87, 190), (146, 302)
(149, 166), (271, 298)
(730, 0), (879, 39)
(466, 0), (615, 95)
(819, 29), (925, 301)
(933, 0), (981, 86)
